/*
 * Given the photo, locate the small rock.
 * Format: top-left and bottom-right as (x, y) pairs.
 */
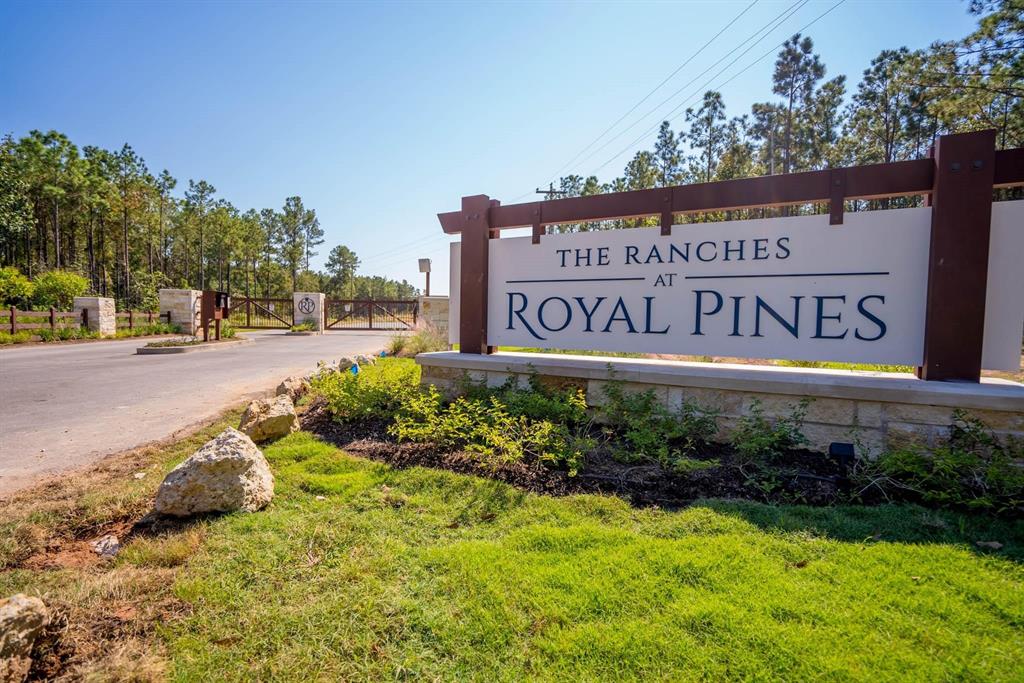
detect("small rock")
(354, 354), (376, 367)
(133, 471), (147, 480)
(90, 534), (121, 558)
(976, 540), (1004, 550)
(238, 395), (299, 443)
(0, 594), (49, 683)
(337, 356), (356, 372)
(275, 376), (309, 401)
(315, 495), (326, 501)
(154, 428), (274, 517)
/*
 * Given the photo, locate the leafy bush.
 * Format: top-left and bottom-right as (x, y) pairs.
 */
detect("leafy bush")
(291, 321), (316, 332)
(0, 266), (34, 306)
(30, 270), (89, 309)
(0, 330), (32, 344)
(37, 326), (99, 342)
(220, 322), (236, 339)
(599, 378), (719, 470)
(391, 385), (591, 474)
(115, 322), (179, 338)
(730, 399), (810, 464)
(855, 410), (1024, 514)
(311, 357), (421, 421)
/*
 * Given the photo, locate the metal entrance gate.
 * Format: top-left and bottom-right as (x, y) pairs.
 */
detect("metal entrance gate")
(229, 298), (294, 329)
(325, 299), (417, 330)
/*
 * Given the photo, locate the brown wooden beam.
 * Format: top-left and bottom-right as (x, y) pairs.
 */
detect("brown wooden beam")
(917, 130), (997, 382)
(459, 194), (492, 354)
(438, 142), (1024, 235)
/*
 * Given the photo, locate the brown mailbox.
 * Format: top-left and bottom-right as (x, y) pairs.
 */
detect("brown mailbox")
(200, 290), (230, 341)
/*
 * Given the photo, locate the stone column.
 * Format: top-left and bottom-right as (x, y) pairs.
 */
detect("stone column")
(158, 289), (201, 335)
(73, 296), (116, 337)
(417, 295), (450, 337)
(293, 292), (325, 333)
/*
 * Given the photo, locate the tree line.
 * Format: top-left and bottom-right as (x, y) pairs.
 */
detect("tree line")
(547, 0), (1021, 229)
(0, 139), (416, 310)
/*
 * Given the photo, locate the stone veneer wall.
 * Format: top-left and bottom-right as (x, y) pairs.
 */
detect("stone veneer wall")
(158, 289), (201, 335)
(72, 296), (116, 337)
(417, 296), (449, 337)
(416, 352), (1024, 455)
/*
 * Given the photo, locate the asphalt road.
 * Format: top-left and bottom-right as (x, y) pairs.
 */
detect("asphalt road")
(0, 330), (395, 497)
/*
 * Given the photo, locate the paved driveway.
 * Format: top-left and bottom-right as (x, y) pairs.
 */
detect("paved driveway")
(0, 330), (395, 496)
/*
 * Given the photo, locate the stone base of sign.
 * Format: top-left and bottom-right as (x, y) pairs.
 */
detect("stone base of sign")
(72, 296), (116, 337)
(158, 289), (201, 335)
(415, 352), (1024, 455)
(293, 292), (325, 334)
(417, 296), (449, 337)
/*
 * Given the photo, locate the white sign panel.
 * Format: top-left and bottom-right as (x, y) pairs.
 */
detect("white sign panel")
(449, 202), (1024, 370)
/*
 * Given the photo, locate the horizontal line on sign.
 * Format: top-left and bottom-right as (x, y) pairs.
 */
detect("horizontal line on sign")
(505, 277), (647, 284)
(684, 271), (890, 280)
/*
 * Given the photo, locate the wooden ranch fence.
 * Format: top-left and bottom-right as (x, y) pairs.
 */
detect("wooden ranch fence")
(5, 307), (170, 334)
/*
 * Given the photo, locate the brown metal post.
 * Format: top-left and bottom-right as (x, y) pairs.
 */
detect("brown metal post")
(917, 130), (996, 382)
(425, 271), (431, 297)
(246, 299), (251, 328)
(459, 194), (493, 354)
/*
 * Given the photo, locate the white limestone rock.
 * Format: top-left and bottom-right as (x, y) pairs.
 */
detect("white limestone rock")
(0, 594), (49, 683)
(275, 376), (309, 401)
(238, 395), (299, 443)
(154, 428), (274, 517)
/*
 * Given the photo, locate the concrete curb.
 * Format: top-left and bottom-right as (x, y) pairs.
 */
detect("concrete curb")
(136, 337), (254, 355)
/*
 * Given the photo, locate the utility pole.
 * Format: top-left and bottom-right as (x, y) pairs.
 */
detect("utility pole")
(536, 182), (569, 200)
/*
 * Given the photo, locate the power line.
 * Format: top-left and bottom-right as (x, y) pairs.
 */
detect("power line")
(538, 0), (761, 188)
(590, 0), (846, 176)
(572, 0), (810, 175)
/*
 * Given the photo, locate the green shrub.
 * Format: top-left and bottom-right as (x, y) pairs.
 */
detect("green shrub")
(0, 330), (32, 344)
(0, 266), (34, 306)
(855, 410), (1024, 514)
(391, 386), (590, 474)
(220, 322), (236, 339)
(290, 321), (315, 332)
(114, 322), (179, 338)
(730, 399), (810, 464)
(30, 270), (89, 309)
(311, 357), (421, 421)
(37, 326), (98, 342)
(599, 378), (719, 469)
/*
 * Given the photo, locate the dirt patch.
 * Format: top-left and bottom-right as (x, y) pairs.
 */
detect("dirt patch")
(301, 400), (850, 508)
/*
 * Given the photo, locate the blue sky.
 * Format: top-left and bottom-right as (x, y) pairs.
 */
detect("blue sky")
(0, 0), (978, 293)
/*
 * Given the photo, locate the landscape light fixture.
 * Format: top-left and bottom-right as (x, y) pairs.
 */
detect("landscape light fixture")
(419, 258), (432, 296)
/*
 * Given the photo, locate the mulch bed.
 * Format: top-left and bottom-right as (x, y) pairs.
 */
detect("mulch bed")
(301, 399), (851, 508)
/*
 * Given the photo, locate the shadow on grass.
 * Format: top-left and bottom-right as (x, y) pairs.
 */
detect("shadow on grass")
(694, 498), (1024, 563)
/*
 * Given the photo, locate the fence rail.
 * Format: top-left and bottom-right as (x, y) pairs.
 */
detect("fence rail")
(5, 307), (170, 335)
(114, 310), (172, 329)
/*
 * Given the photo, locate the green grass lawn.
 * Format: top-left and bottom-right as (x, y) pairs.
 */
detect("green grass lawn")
(2, 424), (1022, 680)
(166, 432), (1024, 681)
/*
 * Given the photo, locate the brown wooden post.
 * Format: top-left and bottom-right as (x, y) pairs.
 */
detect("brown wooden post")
(82, 308), (89, 330)
(49, 307), (56, 332)
(9, 306), (16, 334)
(460, 194), (493, 354)
(128, 309), (134, 330)
(917, 130), (996, 382)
